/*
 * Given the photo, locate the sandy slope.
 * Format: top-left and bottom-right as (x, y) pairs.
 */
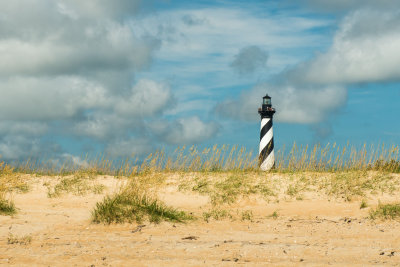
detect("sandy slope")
(1, 175), (400, 266)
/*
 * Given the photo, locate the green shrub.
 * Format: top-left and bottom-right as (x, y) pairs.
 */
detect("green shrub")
(370, 203), (400, 220)
(92, 187), (192, 224)
(0, 198), (16, 215)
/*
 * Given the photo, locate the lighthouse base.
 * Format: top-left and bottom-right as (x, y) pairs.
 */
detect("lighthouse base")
(260, 152), (275, 171)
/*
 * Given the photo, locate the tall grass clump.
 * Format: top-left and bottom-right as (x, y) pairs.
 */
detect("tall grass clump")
(0, 161), (31, 215)
(370, 203), (400, 220)
(0, 197), (16, 215)
(275, 142), (399, 172)
(92, 184), (192, 224)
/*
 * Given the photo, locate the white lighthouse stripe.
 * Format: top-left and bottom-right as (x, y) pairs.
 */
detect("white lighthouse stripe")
(260, 118), (270, 130)
(259, 127), (273, 154)
(260, 151), (275, 171)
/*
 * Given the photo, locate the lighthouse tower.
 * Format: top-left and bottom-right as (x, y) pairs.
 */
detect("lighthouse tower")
(258, 94), (276, 171)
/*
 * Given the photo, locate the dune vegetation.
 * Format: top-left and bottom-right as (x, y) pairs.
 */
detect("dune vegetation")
(1, 143), (399, 223)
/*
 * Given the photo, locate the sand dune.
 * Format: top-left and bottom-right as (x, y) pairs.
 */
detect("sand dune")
(1, 174), (400, 266)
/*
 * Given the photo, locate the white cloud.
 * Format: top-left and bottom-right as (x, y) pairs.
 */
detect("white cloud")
(73, 113), (131, 140)
(292, 8), (400, 84)
(0, 121), (52, 160)
(62, 0), (141, 19)
(151, 116), (219, 145)
(0, 2), (151, 78)
(72, 79), (174, 141)
(0, 0), (169, 160)
(0, 135), (41, 160)
(0, 121), (48, 136)
(0, 77), (108, 120)
(115, 79), (175, 117)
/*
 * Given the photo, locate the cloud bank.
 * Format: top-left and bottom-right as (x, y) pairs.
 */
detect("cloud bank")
(0, 0), (219, 160)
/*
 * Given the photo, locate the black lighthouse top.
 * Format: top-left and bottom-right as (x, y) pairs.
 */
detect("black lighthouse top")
(258, 94), (276, 118)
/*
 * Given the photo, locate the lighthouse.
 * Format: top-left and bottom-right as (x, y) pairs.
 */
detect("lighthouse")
(258, 94), (276, 171)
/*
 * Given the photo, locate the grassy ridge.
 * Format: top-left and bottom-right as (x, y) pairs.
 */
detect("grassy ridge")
(1, 143), (400, 222)
(4, 143), (400, 176)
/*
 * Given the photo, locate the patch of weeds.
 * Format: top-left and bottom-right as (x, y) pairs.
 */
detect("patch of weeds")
(254, 183), (276, 198)
(0, 162), (30, 194)
(13, 183), (29, 193)
(47, 176), (105, 198)
(326, 171), (399, 200)
(192, 177), (211, 194)
(360, 199), (368, 209)
(92, 186), (192, 224)
(177, 180), (191, 192)
(326, 172), (367, 199)
(7, 234), (32, 245)
(240, 210), (253, 221)
(0, 197), (16, 216)
(268, 210), (279, 219)
(286, 184), (299, 196)
(374, 159), (400, 173)
(370, 203), (400, 220)
(92, 184), (106, 194)
(202, 209), (232, 222)
(211, 175), (255, 205)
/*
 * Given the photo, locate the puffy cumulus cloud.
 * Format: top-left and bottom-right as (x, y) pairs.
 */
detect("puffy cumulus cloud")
(115, 79), (175, 117)
(0, 1), (196, 160)
(73, 79), (174, 140)
(73, 113), (131, 140)
(0, 121), (48, 136)
(151, 117), (220, 145)
(231, 46), (268, 75)
(0, 121), (51, 160)
(216, 82), (347, 124)
(0, 135), (41, 160)
(62, 0), (141, 19)
(0, 1), (152, 78)
(0, 77), (108, 120)
(0, 0), (157, 122)
(292, 9), (400, 84)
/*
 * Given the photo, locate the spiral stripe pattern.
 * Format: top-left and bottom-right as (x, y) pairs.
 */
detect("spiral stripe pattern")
(259, 118), (275, 171)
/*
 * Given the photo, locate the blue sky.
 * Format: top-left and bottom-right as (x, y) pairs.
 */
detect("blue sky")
(0, 0), (399, 162)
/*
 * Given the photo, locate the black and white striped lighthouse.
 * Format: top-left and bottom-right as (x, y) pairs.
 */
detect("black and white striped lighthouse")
(258, 94), (276, 171)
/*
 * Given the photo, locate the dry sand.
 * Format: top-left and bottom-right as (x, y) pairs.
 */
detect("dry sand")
(1, 175), (400, 266)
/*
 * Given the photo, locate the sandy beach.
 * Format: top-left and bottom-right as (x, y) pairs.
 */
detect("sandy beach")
(1, 173), (400, 266)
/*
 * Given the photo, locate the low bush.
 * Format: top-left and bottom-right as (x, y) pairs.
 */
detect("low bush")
(92, 186), (192, 224)
(370, 203), (400, 220)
